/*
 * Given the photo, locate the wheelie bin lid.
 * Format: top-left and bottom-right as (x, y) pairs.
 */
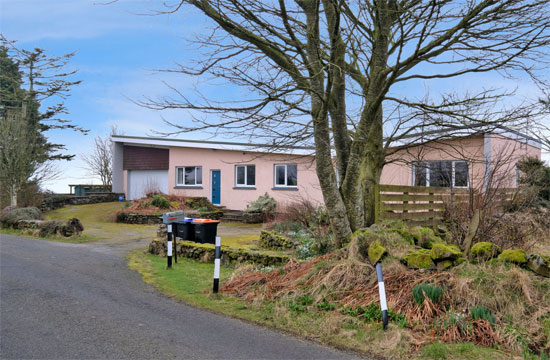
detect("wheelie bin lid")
(192, 219), (220, 223)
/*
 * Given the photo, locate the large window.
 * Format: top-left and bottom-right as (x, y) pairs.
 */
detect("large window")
(274, 164), (297, 187)
(235, 165), (255, 187)
(176, 166), (202, 186)
(413, 161), (469, 188)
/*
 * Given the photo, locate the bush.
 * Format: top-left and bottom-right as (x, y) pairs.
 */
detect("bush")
(151, 195), (170, 209)
(0, 207), (41, 228)
(245, 193), (277, 221)
(413, 283), (444, 305)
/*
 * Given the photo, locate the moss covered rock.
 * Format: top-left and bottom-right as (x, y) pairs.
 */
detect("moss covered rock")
(260, 230), (296, 249)
(436, 259), (454, 270)
(471, 242), (501, 261)
(430, 243), (463, 261)
(497, 249), (527, 264)
(402, 249), (435, 269)
(368, 241), (388, 265)
(410, 226), (444, 249)
(526, 254), (550, 278)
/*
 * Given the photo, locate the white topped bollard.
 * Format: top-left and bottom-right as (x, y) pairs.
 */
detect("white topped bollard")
(376, 262), (388, 330)
(162, 211), (185, 269)
(213, 236), (221, 293)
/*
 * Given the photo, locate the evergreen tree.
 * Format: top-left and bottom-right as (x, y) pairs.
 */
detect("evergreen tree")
(0, 38), (87, 207)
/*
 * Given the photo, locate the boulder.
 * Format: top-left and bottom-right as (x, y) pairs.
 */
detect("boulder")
(430, 243), (463, 261)
(436, 259), (454, 270)
(402, 249), (435, 269)
(497, 249), (527, 264)
(410, 226), (444, 249)
(526, 254), (550, 278)
(61, 218), (84, 237)
(368, 241), (388, 265)
(470, 242), (501, 261)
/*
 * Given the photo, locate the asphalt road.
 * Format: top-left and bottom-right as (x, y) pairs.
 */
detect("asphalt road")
(0, 234), (364, 359)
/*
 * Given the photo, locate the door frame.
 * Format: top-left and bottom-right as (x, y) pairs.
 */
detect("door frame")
(210, 169), (221, 205)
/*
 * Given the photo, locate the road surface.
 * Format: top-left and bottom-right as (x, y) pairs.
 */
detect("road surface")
(0, 234), (364, 359)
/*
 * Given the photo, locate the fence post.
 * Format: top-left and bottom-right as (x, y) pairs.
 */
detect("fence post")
(374, 184), (381, 224)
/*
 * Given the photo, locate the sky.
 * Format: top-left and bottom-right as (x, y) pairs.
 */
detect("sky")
(1, 0), (549, 193)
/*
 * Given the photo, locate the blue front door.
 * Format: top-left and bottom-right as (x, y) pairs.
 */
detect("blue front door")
(211, 170), (221, 205)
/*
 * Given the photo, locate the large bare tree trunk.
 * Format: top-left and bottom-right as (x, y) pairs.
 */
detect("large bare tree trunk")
(301, 0), (352, 246)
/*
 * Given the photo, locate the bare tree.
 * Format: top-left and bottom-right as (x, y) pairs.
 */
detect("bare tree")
(136, 0), (550, 246)
(82, 136), (113, 190)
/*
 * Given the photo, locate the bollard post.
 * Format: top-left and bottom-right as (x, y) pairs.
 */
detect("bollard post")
(376, 262), (388, 330)
(167, 224), (173, 269)
(173, 223), (178, 264)
(213, 236), (221, 293)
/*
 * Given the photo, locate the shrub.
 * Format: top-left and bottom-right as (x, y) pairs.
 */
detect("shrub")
(151, 195), (170, 209)
(470, 305), (496, 325)
(245, 193), (277, 221)
(0, 207), (41, 228)
(412, 283), (444, 305)
(316, 299), (336, 311)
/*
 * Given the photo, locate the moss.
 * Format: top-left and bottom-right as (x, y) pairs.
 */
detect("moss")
(410, 226), (444, 249)
(430, 243), (463, 261)
(497, 249), (527, 264)
(526, 254), (550, 278)
(368, 241), (388, 265)
(403, 249), (435, 269)
(470, 242), (501, 261)
(436, 259), (453, 270)
(391, 229), (415, 245)
(260, 230), (296, 249)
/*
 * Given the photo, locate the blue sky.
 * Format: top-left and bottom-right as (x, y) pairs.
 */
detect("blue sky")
(1, 0), (548, 193)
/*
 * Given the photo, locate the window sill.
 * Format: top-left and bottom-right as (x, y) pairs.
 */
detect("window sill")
(174, 186), (203, 189)
(233, 186), (257, 190)
(272, 187), (298, 191)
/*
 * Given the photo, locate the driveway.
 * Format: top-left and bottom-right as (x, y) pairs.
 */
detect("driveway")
(0, 234), (363, 359)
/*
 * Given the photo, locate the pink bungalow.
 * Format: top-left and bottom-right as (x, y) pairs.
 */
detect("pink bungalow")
(111, 130), (541, 210)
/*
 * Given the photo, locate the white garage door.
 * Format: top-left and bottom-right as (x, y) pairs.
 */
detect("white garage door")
(127, 170), (169, 200)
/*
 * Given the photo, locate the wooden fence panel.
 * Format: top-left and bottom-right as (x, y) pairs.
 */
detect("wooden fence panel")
(377, 184), (520, 226)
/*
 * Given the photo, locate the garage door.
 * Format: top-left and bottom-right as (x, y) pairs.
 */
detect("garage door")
(127, 170), (169, 200)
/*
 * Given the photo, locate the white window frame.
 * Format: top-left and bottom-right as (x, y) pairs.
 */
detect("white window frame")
(274, 164), (298, 188)
(176, 166), (203, 186)
(235, 164), (256, 187)
(412, 161), (469, 188)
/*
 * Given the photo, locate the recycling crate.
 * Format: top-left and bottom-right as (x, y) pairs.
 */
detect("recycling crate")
(175, 218), (195, 241)
(193, 219), (220, 244)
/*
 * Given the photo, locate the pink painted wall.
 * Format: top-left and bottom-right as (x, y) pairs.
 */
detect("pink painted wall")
(380, 135), (541, 190)
(488, 134), (541, 188)
(168, 147), (324, 210)
(381, 136), (486, 188)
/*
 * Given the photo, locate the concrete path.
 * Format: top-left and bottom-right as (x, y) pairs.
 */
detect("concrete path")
(0, 234), (364, 359)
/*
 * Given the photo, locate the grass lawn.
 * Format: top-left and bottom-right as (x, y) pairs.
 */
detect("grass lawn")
(127, 251), (513, 360)
(45, 202), (157, 243)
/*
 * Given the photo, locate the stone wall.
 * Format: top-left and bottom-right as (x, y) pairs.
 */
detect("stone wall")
(116, 212), (162, 225)
(148, 239), (289, 266)
(40, 193), (124, 212)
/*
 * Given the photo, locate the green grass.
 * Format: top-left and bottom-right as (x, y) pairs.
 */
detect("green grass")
(45, 202), (158, 242)
(419, 342), (512, 360)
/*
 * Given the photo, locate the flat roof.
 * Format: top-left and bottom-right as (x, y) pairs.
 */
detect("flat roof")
(111, 135), (316, 155)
